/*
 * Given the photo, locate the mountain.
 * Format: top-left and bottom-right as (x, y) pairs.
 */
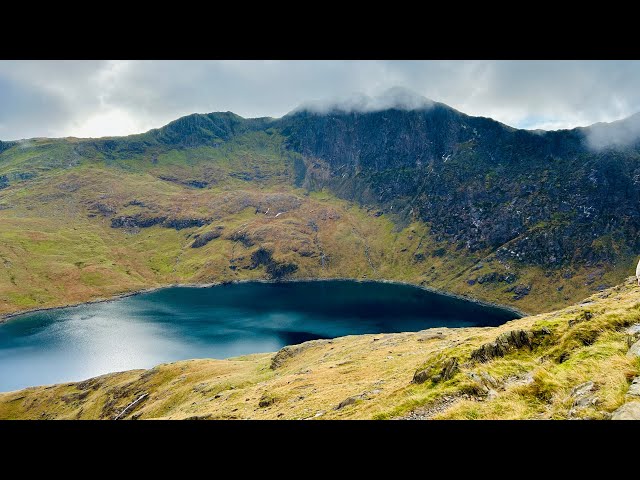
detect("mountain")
(3, 277), (639, 419)
(1, 99), (640, 318)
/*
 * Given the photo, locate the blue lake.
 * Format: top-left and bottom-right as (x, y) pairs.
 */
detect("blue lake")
(0, 280), (518, 392)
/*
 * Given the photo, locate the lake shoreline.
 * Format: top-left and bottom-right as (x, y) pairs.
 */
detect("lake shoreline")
(0, 277), (526, 323)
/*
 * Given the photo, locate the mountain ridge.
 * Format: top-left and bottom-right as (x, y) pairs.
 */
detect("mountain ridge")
(1, 98), (640, 318)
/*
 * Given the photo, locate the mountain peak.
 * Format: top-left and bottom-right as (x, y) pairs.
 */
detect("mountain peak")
(289, 87), (437, 116)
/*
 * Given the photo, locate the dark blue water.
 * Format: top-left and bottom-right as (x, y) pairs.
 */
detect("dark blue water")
(0, 281), (517, 392)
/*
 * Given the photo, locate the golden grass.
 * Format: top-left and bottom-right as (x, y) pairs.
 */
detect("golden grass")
(2, 278), (639, 420)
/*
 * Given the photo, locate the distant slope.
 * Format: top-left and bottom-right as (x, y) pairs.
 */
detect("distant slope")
(2, 278), (639, 420)
(1, 103), (640, 318)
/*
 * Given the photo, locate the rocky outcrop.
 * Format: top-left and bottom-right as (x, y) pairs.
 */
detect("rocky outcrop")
(270, 339), (331, 369)
(413, 357), (459, 384)
(506, 284), (531, 300)
(191, 227), (224, 248)
(281, 105), (640, 272)
(111, 215), (166, 229)
(249, 247), (299, 280)
(470, 330), (533, 363)
(111, 214), (209, 231)
(164, 218), (209, 230)
(611, 401), (640, 420)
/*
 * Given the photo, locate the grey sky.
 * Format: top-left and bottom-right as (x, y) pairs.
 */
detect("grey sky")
(1, 60), (639, 140)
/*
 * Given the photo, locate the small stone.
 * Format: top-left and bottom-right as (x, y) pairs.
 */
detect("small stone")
(487, 389), (498, 401)
(611, 401), (640, 420)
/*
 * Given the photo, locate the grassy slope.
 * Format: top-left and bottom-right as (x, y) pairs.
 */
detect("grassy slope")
(0, 132), (629, 318)
(2, 277), (638, 420)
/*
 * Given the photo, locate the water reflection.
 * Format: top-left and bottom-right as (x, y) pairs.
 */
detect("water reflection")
(0, 281), (517, 392)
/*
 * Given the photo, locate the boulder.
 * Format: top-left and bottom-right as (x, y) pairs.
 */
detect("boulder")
(628, 340), (640, 358)
(336, 395), (362, 410)
(611, 401), (640, 420)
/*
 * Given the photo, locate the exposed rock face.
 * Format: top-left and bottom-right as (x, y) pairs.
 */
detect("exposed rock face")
(111, 215), (166, 229)
(163, 218), (209, 230)
(280, 106), (640, 271)
(249, 247), (299, 280)
(471, 330), (533, 362)
(191, 227), (224, 248)
(270, 339), (331, 369)
(15, 103), (640, 281)
(413, 357), (459, 384)
(507, 284), (531, 300)
(111, 214), (209, 231)
(611, 401), (640, 420)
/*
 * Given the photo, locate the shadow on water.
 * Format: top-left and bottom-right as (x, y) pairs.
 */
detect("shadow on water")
(0, 280), (518, 391)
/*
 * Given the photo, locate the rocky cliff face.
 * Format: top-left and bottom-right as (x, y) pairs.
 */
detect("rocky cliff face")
(34, 105), (640, 270)
(278, 105), (640, 269)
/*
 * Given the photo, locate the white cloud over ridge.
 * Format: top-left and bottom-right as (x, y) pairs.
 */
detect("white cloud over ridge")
(585, 113), (640, 150)
(1, 60), (640, 142)
(292, 87), (435, 114)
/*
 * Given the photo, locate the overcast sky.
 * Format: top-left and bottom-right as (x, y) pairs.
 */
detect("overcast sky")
(1, 60), (639, 141)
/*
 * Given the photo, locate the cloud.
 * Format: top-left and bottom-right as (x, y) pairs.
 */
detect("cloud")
(292, 86), (435, 114)
(584, 113), (640, 150)
(1, 60), (640, 140)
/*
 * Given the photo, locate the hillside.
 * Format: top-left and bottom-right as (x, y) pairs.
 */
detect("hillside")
(2, 278), (639, 420)
(2, 101), (639, 318)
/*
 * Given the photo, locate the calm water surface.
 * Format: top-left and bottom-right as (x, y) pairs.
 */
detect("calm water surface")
(0, 281), (518, 392)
